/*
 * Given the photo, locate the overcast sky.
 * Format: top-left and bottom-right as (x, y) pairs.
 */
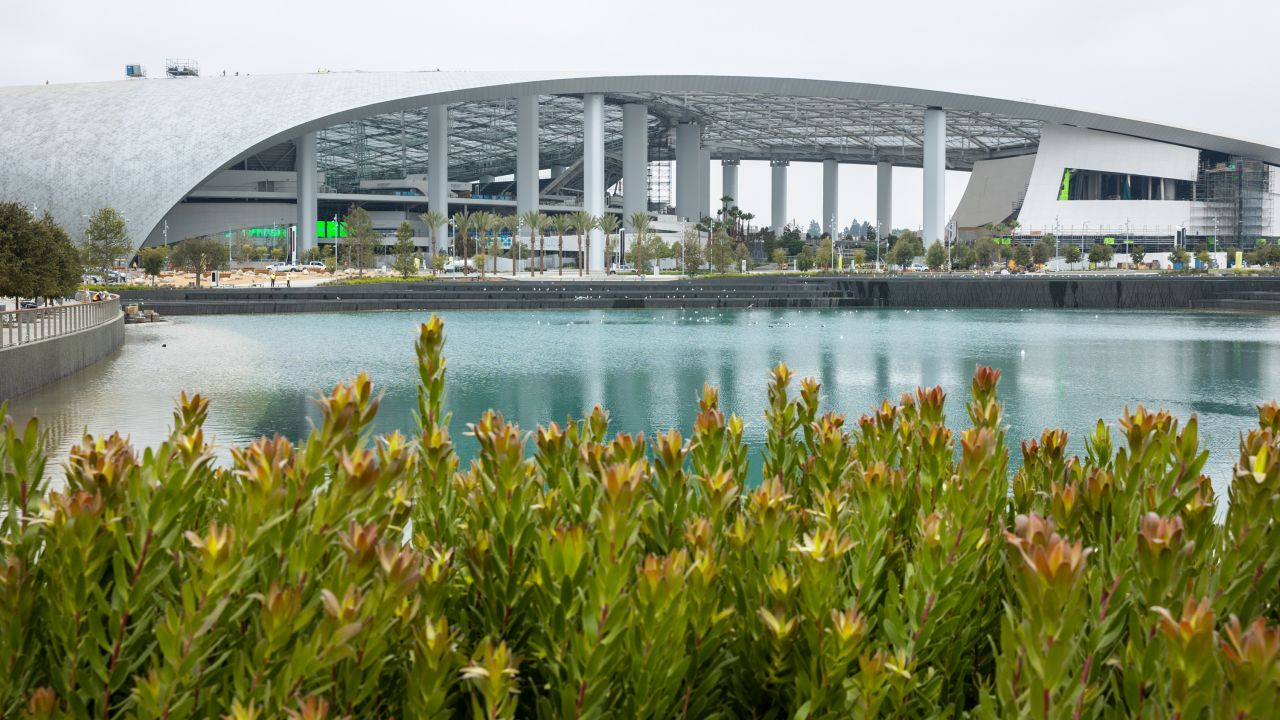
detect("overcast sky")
(4, 0), (1275, 230)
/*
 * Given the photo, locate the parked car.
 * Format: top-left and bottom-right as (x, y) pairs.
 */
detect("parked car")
(442, 258), (475, 273)
(306, 260), (326, 269)
(909, 262), (927, 272)
(107, 270), (129, 283)
(267, 262), (302, 272)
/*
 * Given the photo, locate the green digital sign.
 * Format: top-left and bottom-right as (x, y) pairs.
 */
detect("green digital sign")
(246, 226), (288, 238)
(235, 221), (347, 239)
(318, 221), (348, 239)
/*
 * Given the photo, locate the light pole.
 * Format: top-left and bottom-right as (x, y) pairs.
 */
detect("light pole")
(829, 212), (836, 273)
(1054, 216), (1060, 261)
(333, 213), (340, 271)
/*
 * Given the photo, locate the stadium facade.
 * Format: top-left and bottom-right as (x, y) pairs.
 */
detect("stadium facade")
(2, 71), (1279, 264)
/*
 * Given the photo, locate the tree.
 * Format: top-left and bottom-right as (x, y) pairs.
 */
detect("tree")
(795, 246), (815, 271)
(1032, 239), (1053, 265)
(169, 236), (228, 287)
(597, 214), (620, 272)
(627, 212), (651, 271)
(925, 241), (946, 271)
(815, 237), (834, 270)
(1013, 244), (1032, 269)
(1064, 244), (1082, 264)
(1088, 243), (1114, 268)
(140, 247), (167, 286)
(852, 248), (866, 268)
(708, 231), (736, 274)
(0, 204), (81, 304)
(452, 211), (476, 269)
(951, 243), (974, 270)
(520, 210), (545, 276)
(1130, 244), (1146, 267)
(974, 237), (998, 268)
(1195, 249), (1212, 269)
(81, 207), (131, 277)
(392, 221), (417, 278)
(681, 228), (704, 274)
(491, 214), (512, 275)
(772, 247), (787, 269)
(889, 239), (917, 269)
(344, 206), (379, 276)
(733, 242), (751, 272)
(1170, 247), (1189, 269)
(805, 220), (821, 239)
(474, 212), (497, 276)
(553, 214), (574, 276)
(570, 211), (596, 276)
(419, 210), (446, 276)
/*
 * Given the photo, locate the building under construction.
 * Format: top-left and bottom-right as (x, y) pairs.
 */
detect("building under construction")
(1192, 154), (1276, 246)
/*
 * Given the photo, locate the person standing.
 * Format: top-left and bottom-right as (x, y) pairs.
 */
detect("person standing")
(270, 271), (276, 288)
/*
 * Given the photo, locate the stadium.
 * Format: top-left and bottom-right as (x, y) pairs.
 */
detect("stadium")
(3, 67), (1279, 268)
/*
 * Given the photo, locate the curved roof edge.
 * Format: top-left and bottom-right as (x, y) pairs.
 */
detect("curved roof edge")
(2, 71), (1277, 250)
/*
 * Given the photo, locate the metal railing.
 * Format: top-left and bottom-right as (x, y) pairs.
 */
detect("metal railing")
(0, 295), (121, 350)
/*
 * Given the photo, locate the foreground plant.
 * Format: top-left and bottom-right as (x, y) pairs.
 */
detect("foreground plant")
(2, 314), (1279, 718)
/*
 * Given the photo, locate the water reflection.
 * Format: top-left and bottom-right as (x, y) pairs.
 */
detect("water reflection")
(8, 308), (1279, 496)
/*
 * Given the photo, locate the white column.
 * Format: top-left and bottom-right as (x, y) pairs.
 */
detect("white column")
(622, 103), (648, 231)
(428, 104), (449, 243)
(699, 148), (711, 219)
(517, 95), (539, 241)
(295, 131), (317, 260)
(924, 107), (946, 244)
(822, 158), (838, 236)
(675, 123), (700, 222)
(876, 161), (893, 238)
(583, 93), (605, 272)
(721, 160), (739, 213)
(770, 160), (789, 236)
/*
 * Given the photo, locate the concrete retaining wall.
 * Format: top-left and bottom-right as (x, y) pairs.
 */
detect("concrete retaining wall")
(115, 276), (1280, 315)
(0, 313), (125, 402)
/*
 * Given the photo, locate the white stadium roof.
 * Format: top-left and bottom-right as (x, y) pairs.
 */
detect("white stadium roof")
(2, 71), (1277, 247)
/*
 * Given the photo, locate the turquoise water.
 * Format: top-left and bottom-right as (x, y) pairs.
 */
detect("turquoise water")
(9, 308), (1280, 494)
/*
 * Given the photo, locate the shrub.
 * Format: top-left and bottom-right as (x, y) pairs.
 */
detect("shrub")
(2, 316), (1279, 718)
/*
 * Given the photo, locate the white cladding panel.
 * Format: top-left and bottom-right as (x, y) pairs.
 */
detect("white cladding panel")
(949, 154), (1035, 228)
(1017, 125), (1198, 235)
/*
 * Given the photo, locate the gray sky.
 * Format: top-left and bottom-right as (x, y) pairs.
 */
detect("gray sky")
(4, 0), (1275, 230)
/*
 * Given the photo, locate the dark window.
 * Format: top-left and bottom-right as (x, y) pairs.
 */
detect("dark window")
(1059, 168), (1191, 201)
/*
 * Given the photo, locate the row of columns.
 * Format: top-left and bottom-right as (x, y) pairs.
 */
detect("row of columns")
(293, 101), (948, 260)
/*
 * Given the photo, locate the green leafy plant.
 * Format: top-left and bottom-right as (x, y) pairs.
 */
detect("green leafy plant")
(3, 316), (1280, 718)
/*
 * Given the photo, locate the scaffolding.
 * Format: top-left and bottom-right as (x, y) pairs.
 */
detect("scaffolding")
(164, 59), (199, 78)
(1192, 155), (1272, 245)
(647, 153), (673, 214)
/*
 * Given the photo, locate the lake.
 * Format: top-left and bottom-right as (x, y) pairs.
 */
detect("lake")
(9, 308), (1279, 494)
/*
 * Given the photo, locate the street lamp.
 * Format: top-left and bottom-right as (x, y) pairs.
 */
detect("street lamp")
(333, 213), (340, 270)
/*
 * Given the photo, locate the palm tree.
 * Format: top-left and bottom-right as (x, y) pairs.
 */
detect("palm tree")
(597, 213), (620, 271)
(537, 212), (551, 274)
(488, 213), (507, 275)
(628, 211), (651, 277)
(453, 210), (476, 274)
(419, 210), (446, 276)
(475, 212), (496, 277)
(520, 210), (544, 276)
(570, 210), (596, 276)
(552, 214), (573, 277)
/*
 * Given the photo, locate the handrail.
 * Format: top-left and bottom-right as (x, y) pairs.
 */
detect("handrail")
(0, 294), (121, 350)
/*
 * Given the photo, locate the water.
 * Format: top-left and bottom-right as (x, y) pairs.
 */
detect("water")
(8, 308), (1280, 495)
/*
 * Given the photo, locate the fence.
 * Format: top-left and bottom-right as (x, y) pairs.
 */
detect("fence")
(0, 295), (121, 350)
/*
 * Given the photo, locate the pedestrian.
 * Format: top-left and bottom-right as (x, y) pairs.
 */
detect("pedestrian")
(286, 276), (291, 289)
(270, 272), (276, 288)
